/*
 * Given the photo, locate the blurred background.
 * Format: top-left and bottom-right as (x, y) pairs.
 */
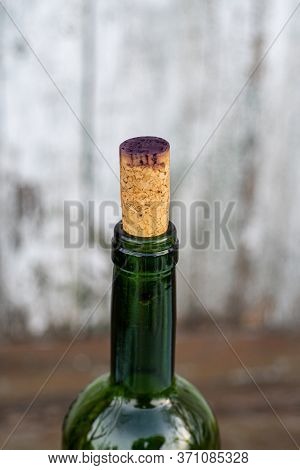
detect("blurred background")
(0, 0), (299, 449)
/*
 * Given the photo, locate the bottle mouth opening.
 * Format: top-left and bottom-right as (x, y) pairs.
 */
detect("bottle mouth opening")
(112, 221), (178, 272)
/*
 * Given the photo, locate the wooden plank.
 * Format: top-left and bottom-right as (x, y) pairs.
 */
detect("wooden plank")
(0, 330), (299, 449)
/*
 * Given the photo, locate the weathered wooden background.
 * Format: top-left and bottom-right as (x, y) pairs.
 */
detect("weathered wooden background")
(0, 0), (300, 338)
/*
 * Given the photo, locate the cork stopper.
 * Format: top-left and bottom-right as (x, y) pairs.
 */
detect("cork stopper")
(119, 136), (170, 237)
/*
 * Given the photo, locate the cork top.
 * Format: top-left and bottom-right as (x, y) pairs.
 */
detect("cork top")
(119, 136), (170, 237)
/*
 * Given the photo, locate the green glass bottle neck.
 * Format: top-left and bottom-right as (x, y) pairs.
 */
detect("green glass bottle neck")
(110, 221), (178, 397)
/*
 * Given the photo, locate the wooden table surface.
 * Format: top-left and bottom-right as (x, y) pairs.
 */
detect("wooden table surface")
(0, 329), (299, 449)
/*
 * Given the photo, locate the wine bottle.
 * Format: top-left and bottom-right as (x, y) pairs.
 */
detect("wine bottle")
(62, 137), (220, 450)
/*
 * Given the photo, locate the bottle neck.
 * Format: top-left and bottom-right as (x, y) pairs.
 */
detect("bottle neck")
(110, 222), (178, 396)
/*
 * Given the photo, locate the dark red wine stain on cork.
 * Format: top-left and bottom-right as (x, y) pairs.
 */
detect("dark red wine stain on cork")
(120, 136), (169, 167)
